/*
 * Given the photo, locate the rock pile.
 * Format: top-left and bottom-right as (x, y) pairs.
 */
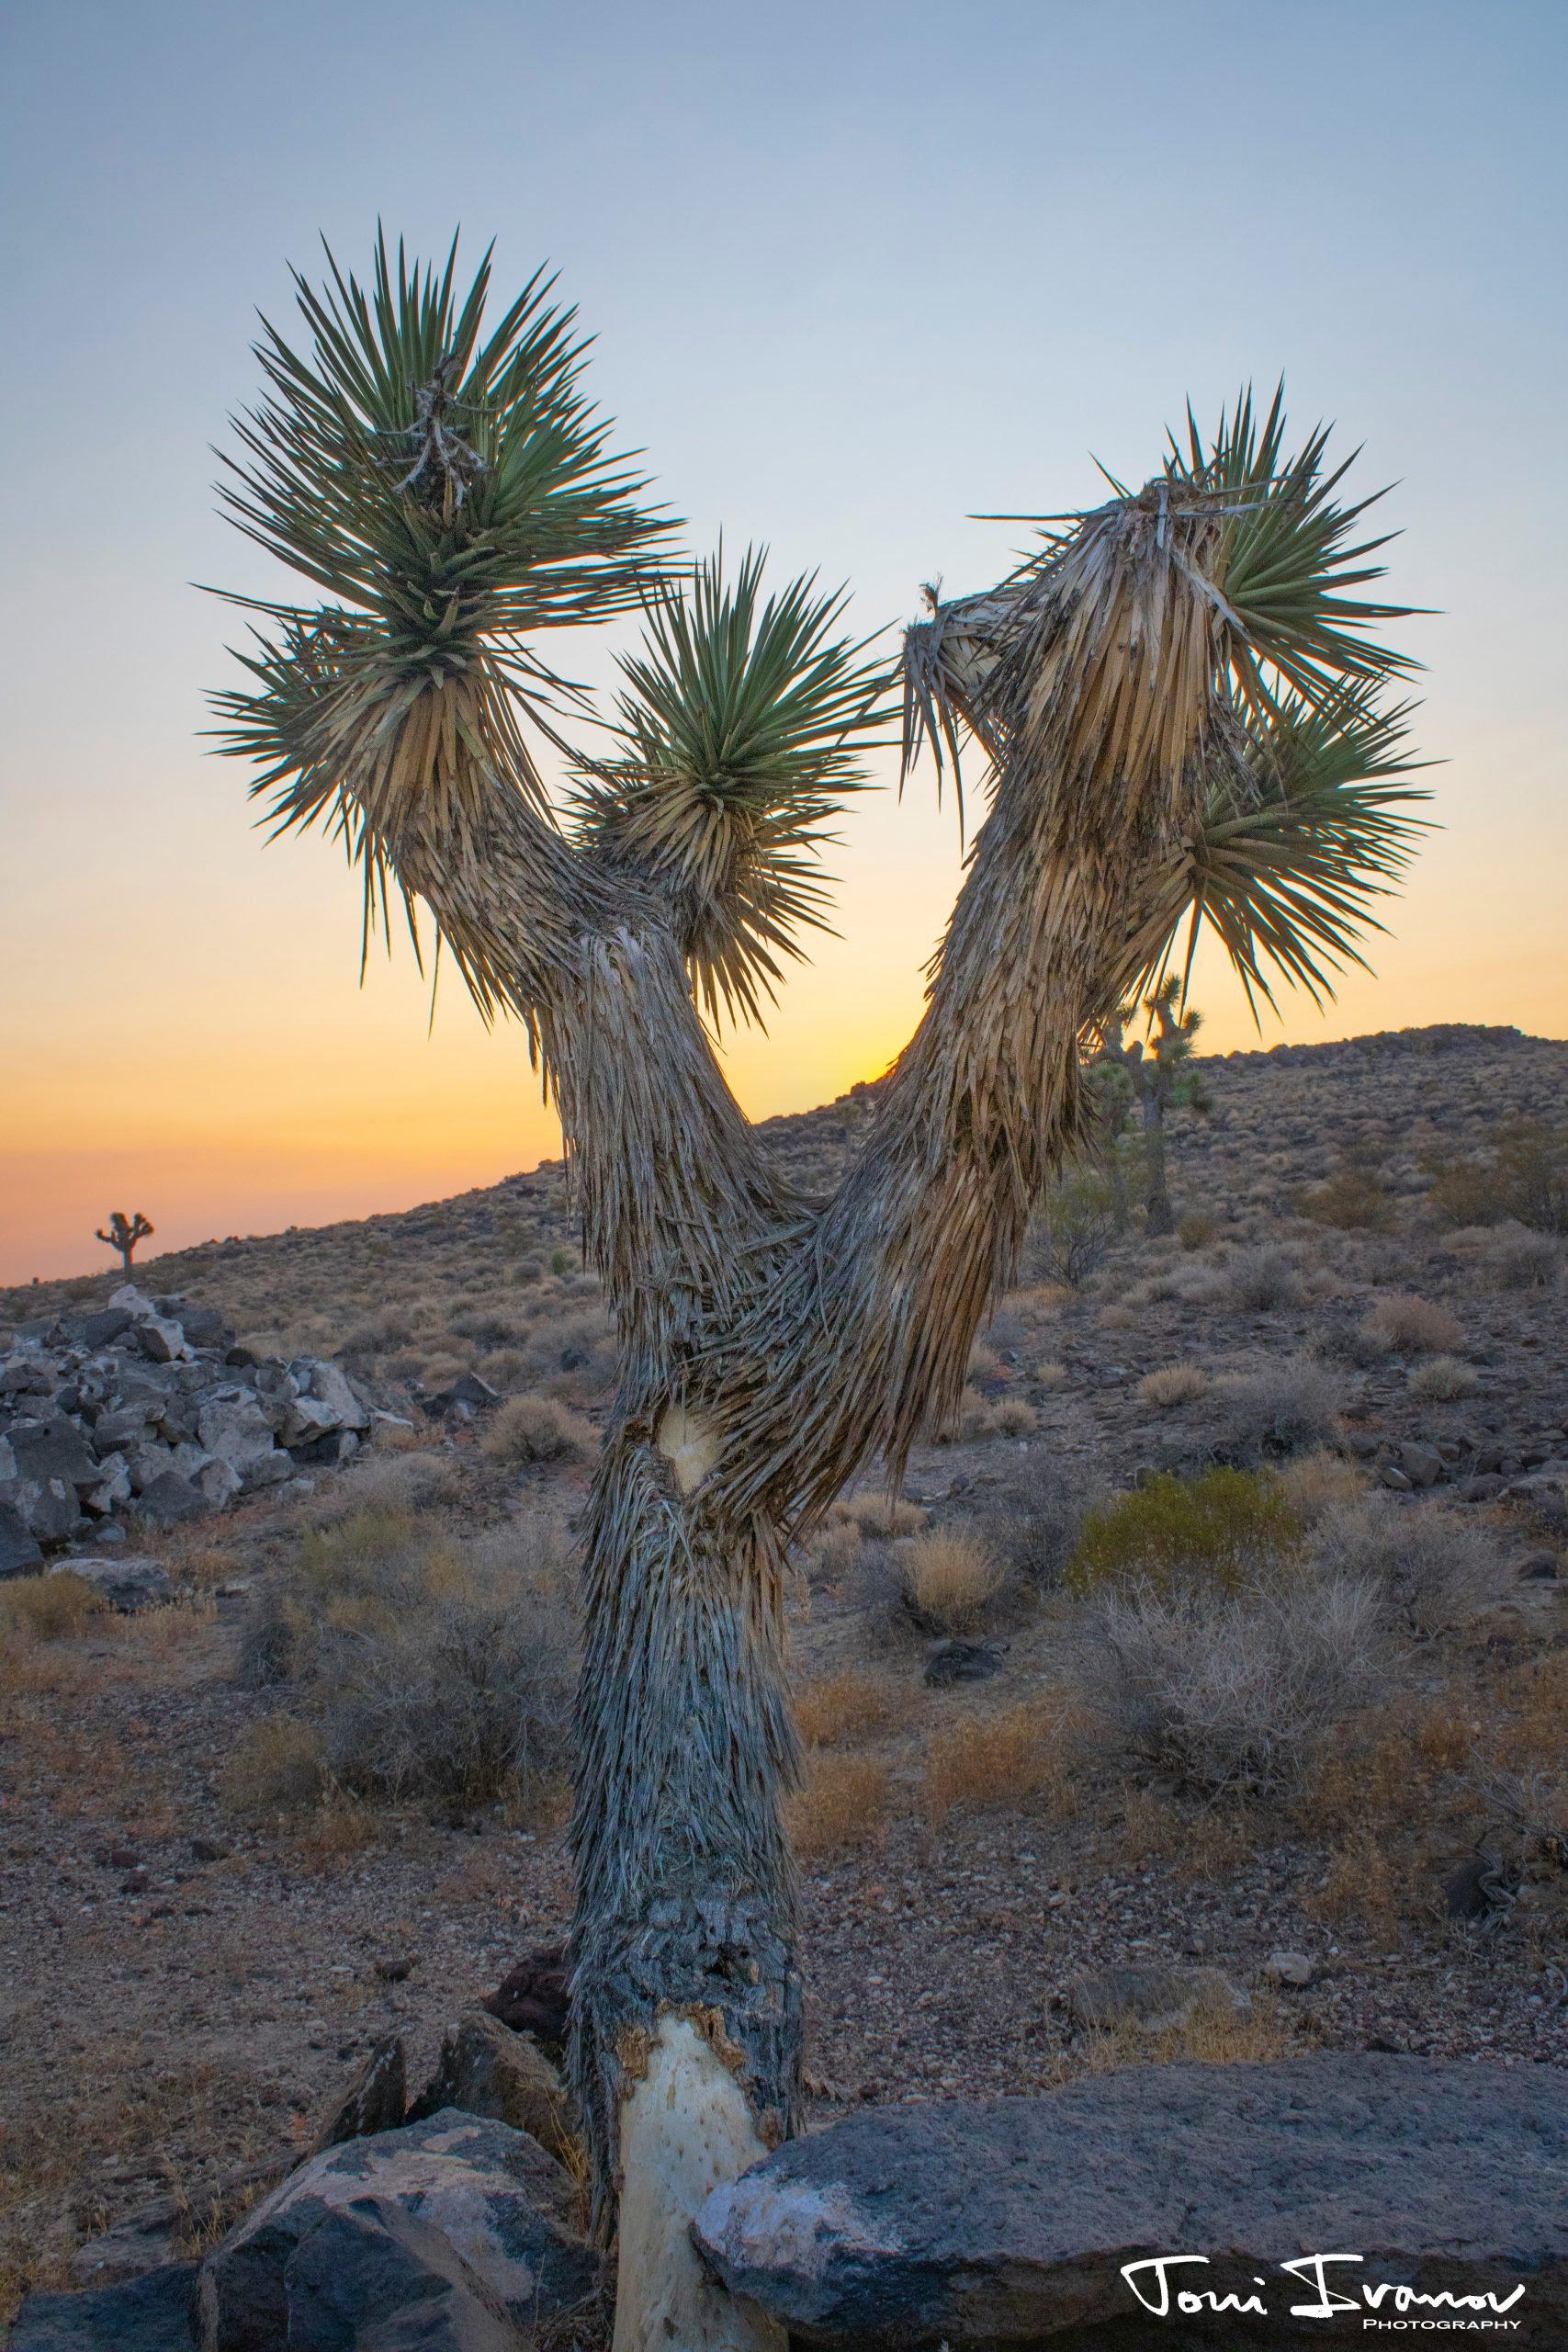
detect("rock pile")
(0, 1284), (374, 1573)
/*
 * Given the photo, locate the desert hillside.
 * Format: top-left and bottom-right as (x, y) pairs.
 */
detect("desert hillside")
(2, 1021), (1566, 2312)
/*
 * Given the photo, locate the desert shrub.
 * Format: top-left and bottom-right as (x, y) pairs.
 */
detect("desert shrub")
(1296, 1164), (1395, 1231)
(1361, 1294), (1462, 1354)
(1427, 1124), (1568, 1236)
(1484, 1229), (1562, 1290)
(483, 1394), (597, 1464)
(1137, 1365), (1210, 1410)
(1035, 1170), (1119, 1286)
(1274, 1449), (1366, 1522)
(306, 1450), (456, 1521)
(1311, 1498), (1495, 1637)
(222, 1715), (329, 1814)
(1205, 1359), (1340, 1464)
(1074, 1565), (1385, 1797)
(0, 1568), (108, 1643)
(921, 1701), (1081, 1826)
(988, 1455), (1099, 1589)
(1224, 1248), (1303, 1312)
(902, 1528), (1006, 1632)
(1407, 1354), (1479, 1402)
(234, 1510), (575, 1804)
(1066, 1467), (1303, 1598)
(547, 1248), (574, 1276)
(1177, 1211), (1217, 1250)
(446, 1306), (529, 1346)
(788, 1752), (889, 1855)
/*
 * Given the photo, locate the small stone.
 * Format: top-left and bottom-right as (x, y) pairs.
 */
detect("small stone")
(1518, 1552), (1562, 1581)
(923, 1638), (1005, 1687)
(190, 1837), (231, 1863)
(1262, 1951), (1315, 1987)
(119, 1870), (151, 1894)
(1381, 1463), (1414, 1491)
(374, 1955), (413, 1983)
(132, 1471), (206, 1527)
(1399, 1441), (1444, 1488)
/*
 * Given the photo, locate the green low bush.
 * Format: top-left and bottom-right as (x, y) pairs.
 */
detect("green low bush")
(1066, 1467), (1304, 1598)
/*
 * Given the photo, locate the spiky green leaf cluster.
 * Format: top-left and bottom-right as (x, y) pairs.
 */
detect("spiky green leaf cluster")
(220, 230), (675, 651)
(1135, 684), (1433, 1013)
(571, 549), (894, 1024)
(1164, 382), (1420, 719)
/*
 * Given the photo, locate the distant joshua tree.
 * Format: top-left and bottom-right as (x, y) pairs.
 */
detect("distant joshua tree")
(210, 234), (1428, 2349)
(1093, 978), (1213, 1235)
(95, 1210), (153, 1272)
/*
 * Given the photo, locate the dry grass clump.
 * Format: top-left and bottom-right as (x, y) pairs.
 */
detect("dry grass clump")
(1360, 1293), (1463, 1354)
(809, 1519), (863, 1577)
(1066, 1468), (1303, 1598)
(221, 1714), (329, 1815)
(921, 1700), (1082, 1826)
(1074, 1565), (1386, 1798)
(1206, 1358), (1340, 1464)
(1407, 1354), (1480, 1402)
(233, 1506), (575, 1806)
(1136, 1365), (1210, 1410)
(840, 1491), (925, 1539)
(795, 1668), (909, 1747)
(1033, 1360), (1068, 1389)
(901, 1527), (1006, 1633)
(1311, 1498), (1495, 1637)
(1274, 1448), (1366, 1522)
(482, 1393), (597, 1464)
(947, 1386), (1034, 1441)
(0, 1569), (107, 1643)
(788, 1752), (890, 1856)
(1483, 1229), (1562, 1290)
(1177, 1211), (1217, 1250)
(1224, 1248), (1303, 1312)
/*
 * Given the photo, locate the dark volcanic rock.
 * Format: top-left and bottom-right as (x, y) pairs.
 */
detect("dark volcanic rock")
(407, 2011), (575, 2165)
(198, 2109), (600, 2352)
(693, 2056), (1568, 2347)
(9, 2261), (199, 2351)
(276, 2196), (521, 2352)
(310, 2033), (407, 2154)
(479, 1947), (570, 2051)
(0, 1498), (45, 1576)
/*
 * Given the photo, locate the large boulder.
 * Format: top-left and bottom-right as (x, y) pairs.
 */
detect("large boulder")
(6, 1416), (101, 1487)
(197, 2109), (602, 2352)
(312, 2033), (408, 2154)
(693, 2055), (1568, 2347)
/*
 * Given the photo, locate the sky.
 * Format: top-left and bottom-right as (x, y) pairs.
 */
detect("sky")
(1, 0), (1564, 1283)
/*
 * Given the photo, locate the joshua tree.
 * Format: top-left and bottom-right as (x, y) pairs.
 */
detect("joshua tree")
(95, 1210), (153, 1271)
(212, 241), (1427, 2350)
(1092, 978), (1212, 1234)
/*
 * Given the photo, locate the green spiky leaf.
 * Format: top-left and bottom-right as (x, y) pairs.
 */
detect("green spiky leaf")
(571, 548), (895, 1025)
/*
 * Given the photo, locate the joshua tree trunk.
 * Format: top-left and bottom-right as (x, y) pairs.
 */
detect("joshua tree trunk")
(212, 247), (1419, 2346)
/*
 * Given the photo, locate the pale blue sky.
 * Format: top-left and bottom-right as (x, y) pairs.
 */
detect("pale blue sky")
(2, 0), (1564, 1277)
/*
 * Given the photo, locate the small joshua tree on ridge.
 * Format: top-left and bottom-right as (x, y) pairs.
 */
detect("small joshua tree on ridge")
(1093, 978), (1212, 1235)
(95, 1210), (153, 1272)
(211, 235), (1429, 2349)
